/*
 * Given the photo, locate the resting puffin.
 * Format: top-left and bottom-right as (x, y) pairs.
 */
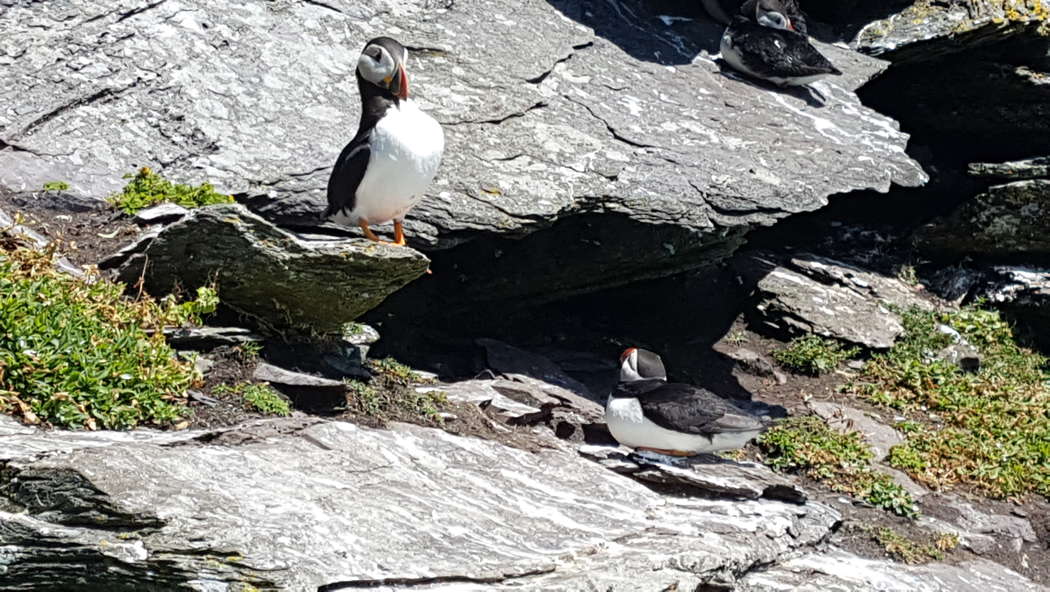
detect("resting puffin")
(605, 348), (765, 456)
(720, 0), (840, 88)
(325, 37), (445, 246)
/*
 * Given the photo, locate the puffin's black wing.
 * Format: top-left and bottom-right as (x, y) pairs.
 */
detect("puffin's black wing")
(732, 20), (839, 78)
(324, 132), (371, 219)
(634, 382), (763, 435)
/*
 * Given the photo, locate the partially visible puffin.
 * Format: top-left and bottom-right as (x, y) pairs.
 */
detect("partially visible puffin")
(720, 0), (840, 88)
(740, 0), (808, 35)
(703, 0), (808, 36)
(325, 36), (445, 246)
(605, 348), (765, 456)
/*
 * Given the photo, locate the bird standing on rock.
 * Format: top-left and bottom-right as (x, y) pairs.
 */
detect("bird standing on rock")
(605, 348), (765, 456)
(325, 37), (445, 246)
(720, 0), (840, 88)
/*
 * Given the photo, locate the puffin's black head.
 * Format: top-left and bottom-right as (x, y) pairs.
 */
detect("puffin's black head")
(754, 0), (795, 31)
(357, 36), (410, 99)
(618, 347), (668, 383)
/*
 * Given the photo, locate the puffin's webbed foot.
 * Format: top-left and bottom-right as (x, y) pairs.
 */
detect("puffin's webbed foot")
(393, 219), (407, 247)
(636, 446), (695, 457)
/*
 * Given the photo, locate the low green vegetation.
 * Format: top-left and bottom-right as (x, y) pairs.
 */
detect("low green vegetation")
(866, 526), (958, 564)
(0, 247), (215, 429)
(773, 334), (861, 376)
(345, 357), (445, 423)
(214, 382), (291, 416)
(759, 416), (919, 517)
(42, 181), (70, 191)
(851, 306), (1049, 499)
(108, 167), (233, 215)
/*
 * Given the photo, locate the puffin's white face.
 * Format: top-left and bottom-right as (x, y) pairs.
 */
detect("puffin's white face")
(357, 42), (410, 98)
(619, 348), (668, 383)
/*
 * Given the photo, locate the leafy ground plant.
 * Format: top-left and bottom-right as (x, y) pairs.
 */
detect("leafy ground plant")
(853, 307), (1049, 499)
(773, 334), (860, 375)
(344, 357), (445, 424)
(214, 382), (291, 416)
(108, 167), (233, 214)
(866, 526), (958, 564)
(759, 416), (919, 517)
(42, 181), (70, 191)
(0, 246), (213, 429)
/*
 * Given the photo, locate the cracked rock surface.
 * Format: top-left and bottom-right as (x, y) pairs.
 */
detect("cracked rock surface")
(0, 0), (925, 305)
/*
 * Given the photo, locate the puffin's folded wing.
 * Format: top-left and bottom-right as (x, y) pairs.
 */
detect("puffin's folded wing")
(737, 26), (839, 78)
(324, 134), (371, 219)
(639, 383), (763, 435)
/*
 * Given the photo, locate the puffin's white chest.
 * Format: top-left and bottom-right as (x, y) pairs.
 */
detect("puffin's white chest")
(349, 100), (444, 224)
(605, 396), (756, 454)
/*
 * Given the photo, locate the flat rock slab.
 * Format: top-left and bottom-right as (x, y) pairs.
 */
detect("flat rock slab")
(970, 156), (1050, 181)
(113, 204), (429, 334)
(579, 445), (807, 503)
(0, 0), (925, 304)
(809, 401), (903, 461)
(853, 0), (1050, 61)
(737, 549), (1047, 592)
(917, 180), (1050, 258)
(737, 252), (933, 349)
(1, 418), (839, 590)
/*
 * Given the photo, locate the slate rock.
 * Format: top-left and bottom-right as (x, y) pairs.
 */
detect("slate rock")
(4, 189), (107, 213)
(809, 401), (903, 461)
(0, 0), (924, 309)
(113, 204), (429, 335)
(162, 326), (263, 349)
(970, 156), (1050, 181)
(0, 418), (842, 591)
(477, 338), (595, 401)
(252, 362), (345, 411)
(854, 0), (1050, 62)
(725, 347), (785, 382)
(917, 180), (1050, 258)
(736, 549), (1046, 592)
(936, 342), (982, 373)
(737, 252), (933, 349)
(580, 445), (807, 503)
(132, 202), (189, 225)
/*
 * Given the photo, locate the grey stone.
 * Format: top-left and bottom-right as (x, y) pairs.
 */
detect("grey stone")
(0, 0), (925, 308)
(132, 202), (189, 225)
(970, 156), (1050, 181)
(853, 0), (1050, 62)
(0, 417), (843, 590)
(162, 325), (263, 349)
(878, 465), (929, 499)
(5, 189), (107, 213)
(252, 362), (345, 389)
(738, 252), (933, 349)
(436, 380), (545, 424)
(936, 343), (982, 373)
(477, 339), (594, 401)
(809, 401), (904, 461)
(736, 548), (1046, 592)
(580, 445), (808, 504)
(113, 204), (430, 335)
(979, 267), (1050, 340)
(725, 347), (780, 379)
(917, 180), (1050, 258)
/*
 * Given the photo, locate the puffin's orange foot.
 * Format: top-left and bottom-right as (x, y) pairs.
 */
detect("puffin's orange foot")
(637, 446), (695, 457)
(358, 219), (382, 242)
(392, 220), (408, 247)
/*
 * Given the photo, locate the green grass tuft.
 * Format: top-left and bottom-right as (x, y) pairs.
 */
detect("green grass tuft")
(214, 382), (290, 416)
(759, 416), (919, 517)
(344, 357), (444, 423)
(108, 167), (233, 215)
(867, 526), (957, 564)
(42, 181), (70, 191)
(852, 306), (1049, 499)
(0, 247), (208, 429)
(773, 334), (861, 376)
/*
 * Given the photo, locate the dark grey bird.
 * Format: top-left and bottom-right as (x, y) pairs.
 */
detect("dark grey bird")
(605, 348), (765, 456)
(324, 36), (444, 246)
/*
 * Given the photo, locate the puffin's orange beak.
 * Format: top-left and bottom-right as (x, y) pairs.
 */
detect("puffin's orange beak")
(619, 347), (637, 364)
(787, 20), (796, 31)
(395, 63), (409, 99)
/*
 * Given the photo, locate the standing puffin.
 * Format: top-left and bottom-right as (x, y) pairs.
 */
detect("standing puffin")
(720, 0), (840, 88)
(325, 37), (445, 246)
(605, 348), (765, 456)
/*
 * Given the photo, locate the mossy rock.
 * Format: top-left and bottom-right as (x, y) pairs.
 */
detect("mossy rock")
(114, 204), (430, 335)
